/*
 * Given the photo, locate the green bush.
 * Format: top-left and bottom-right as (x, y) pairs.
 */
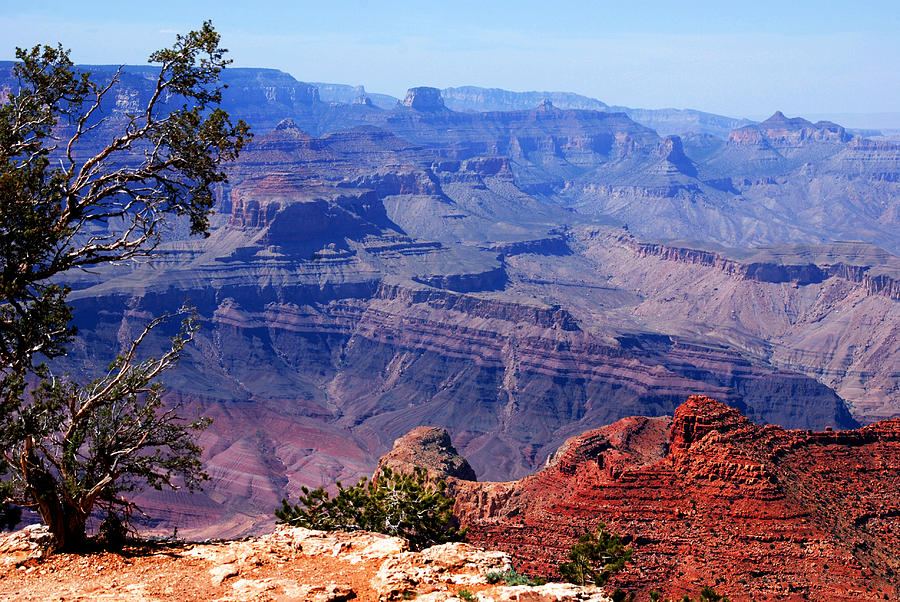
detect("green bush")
(485, 568), (546, 586)
(558, 522), (633, 587)
(0, 480), (21, 532)
(0, 504), (20, 532)
(610, 588), (634, 602)
(95, 511), (130, 551)
(457, 588), (477, 601)
(686, 586), (730, 602)
(275, 466), (466, 550)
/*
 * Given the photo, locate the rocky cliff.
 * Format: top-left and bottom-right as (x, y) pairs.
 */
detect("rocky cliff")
(4, 61), (899, 542)
(729, 111), (851, 148)
(402, 87), (448, 112)
(629, 239), (900, 300)
(386, 396), (900, 600)
(565, 231), (900, 423)
(49, 110), (897, 538)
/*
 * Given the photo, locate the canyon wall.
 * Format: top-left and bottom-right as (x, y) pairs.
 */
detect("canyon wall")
(4, 75), (894, 539)
(385, 396), (900, 600)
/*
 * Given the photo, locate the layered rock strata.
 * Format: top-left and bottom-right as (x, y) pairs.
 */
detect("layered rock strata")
(383, 396), (900, 600)
(15, 88), (897, 540)
(56, 116), (897, 538)
(628, 239), (900, 300)
(560, 230), (900, 423)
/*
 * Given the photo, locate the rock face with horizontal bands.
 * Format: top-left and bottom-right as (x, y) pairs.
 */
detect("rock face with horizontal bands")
(382, 396), (900, 600)
(52, 108), (898, 539)
(5, 64), (897, 540)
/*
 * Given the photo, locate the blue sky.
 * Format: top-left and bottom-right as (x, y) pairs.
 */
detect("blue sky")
(2, 1), (899, 125)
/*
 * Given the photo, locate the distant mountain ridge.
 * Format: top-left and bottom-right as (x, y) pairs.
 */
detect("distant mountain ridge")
(311, 80), (756, 138)
(441, 85), (609, 112)
(0, 60), (818, 140)
(440, 85), (754, 138)
(311, 81), (399, 110)
(6, 60), (892, 140)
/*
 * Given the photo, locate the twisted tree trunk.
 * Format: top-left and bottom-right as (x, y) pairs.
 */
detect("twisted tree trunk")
(21, 440), (88, 551)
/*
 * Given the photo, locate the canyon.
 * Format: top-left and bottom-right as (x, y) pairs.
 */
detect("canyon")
(2, 65), (899, 544)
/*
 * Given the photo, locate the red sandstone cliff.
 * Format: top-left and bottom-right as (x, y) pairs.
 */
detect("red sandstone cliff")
(385, 396), (900, 600)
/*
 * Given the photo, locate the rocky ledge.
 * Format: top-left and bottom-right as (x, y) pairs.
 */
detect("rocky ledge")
(628, 238), (900, 299)
(0, 525), (611, 602)
(386, 396), (900, 600)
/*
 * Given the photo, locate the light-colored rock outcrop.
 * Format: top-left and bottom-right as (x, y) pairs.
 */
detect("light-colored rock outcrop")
(484, 583), (611, 601)
(0, 525), (609, 601)
(372, 542), (511, 599)
(0, 524), (56, 567)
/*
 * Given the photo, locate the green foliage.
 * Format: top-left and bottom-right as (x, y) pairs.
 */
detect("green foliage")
(456, 588), (477, 601)
(610, 588), (634, 602)
(558, 522), (633, 587)
(95, 510), (129, 551)
(695, 587), (730, 602)
(0, 22), (249, 550)
(2, 310), (211, 549)
(484, 570), (505, 584)
(276, 466), (466, 551)
(484, 568), (546, 587)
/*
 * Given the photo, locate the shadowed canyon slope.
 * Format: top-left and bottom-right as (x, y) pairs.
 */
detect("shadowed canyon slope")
(3, 67), (897, 536)
(385, 397), (900, 600)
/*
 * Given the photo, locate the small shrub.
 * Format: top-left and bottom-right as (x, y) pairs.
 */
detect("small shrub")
(95, 512), (129, 551)
(610, 588), (634, 602)
(275, 466), (465, 550)
(457, 588), (477, 601)
(484, 568), (545, 586)
(698, 587), (730, 602)
(558, 522), (632, 586)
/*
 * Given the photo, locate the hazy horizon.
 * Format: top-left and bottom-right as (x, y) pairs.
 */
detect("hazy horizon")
(2, 1), (899, 128)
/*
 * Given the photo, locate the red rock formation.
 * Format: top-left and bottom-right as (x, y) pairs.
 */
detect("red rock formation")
(377, 426), (477, 481)
(382, 396), (900, 600)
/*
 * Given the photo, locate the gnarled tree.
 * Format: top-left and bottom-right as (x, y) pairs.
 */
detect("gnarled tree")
(0, 22), (250, 549)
